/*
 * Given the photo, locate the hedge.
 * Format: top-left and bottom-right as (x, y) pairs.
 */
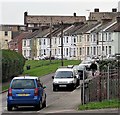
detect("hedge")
(1, 50), (26, 82)
(99, 59), (119, 71)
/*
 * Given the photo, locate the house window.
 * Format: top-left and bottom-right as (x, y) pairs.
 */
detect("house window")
(80, 36), (82, 42)
(55, 49), (57, 55)
(55, 38), (57, 44)
(87, 35), (89, 42)
(74, 37), (76, 43)
(44, 39), (46, 45)
(108, 33), (111, 41)
(77, 48), (78, 55)
(66, 37), (68, 43)
(87, 47), (89, 55)
(93, 47), (96, 55)
(106, 46), (107, 55)
(66, 48), (68, 56)
(64, 37), (65, 43)
(5, 31), (8, 36)
(73, 48), (76, 57)
(44, 49), (46, 55)
(24, 50), (26, 57)
(106, 33), (107, 41)
(24, 40), (26, 46)
(91, 35), (92, 42)
(29, 39), (32, 46)
(59, 48), (60, 54)
(91, 47), (92, 54)
(39, 39), (41, 45)
(80, 48), (82, 55)
(59, 38), (60, 44)
(29, 50), (31, 57)
(102, 46), (104, 51)
(93, 34), (96, 42)
(109, 46), (111, 54)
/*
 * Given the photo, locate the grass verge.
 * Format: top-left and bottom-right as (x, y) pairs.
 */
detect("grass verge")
(23, 60), (80, 77)
(78, 99), (120, 110)
(2, 60), (80, 91)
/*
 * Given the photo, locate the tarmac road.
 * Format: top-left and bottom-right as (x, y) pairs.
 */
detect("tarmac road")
(1, 73), (81, 114)
(1, 73), (119, 114)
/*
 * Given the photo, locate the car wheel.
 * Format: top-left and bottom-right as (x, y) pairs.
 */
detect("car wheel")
(35, 101), (42, 110)
(53, 87), (58, 91)
(7, 105), (12, 111)
(42, 99), (46, 108)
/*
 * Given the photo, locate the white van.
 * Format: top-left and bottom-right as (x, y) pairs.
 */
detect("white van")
(52, 65), (79, 91)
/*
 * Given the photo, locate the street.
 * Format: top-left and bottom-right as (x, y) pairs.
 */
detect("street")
(1, 73), (81, 114)
(1, 72), (119, 114)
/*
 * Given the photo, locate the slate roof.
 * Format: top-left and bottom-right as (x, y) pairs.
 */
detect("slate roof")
(105, 22), (120, 32)
(91, 19), (117, 33)
(74, 21), (101, 34)
(25, 15), (86, 25)
(89, 12), (118, 21)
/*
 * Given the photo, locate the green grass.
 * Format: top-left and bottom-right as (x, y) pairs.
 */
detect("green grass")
(23, 60), (80, 77)
(2, 84), (10, 91)
(78, 99), (120, 110)
(2, 60), (80, 91)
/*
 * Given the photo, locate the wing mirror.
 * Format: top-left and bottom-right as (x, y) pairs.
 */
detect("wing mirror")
(52, 76), (54, 79)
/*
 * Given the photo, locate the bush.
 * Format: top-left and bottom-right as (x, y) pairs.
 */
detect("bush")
(1, 50), (26, 82)
(99, 59), (119, 71)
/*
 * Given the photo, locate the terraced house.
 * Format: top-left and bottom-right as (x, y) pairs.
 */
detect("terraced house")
(2, 8), (119, 60)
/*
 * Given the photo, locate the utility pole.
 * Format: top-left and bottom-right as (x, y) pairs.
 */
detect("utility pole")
(49, 17), (52, 63)
(61, 21), (64, 66)
(102, 31), (104, 60)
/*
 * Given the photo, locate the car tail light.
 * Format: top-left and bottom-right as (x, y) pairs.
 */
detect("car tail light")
(8, 88), (12, 96)
(34, 88), (38, 96)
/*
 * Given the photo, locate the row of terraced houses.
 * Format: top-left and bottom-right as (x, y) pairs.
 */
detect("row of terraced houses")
(0, 8), (120, 60)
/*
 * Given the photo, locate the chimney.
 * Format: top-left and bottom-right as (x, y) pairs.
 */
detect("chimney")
(73, 13), (76, 17)
(24, 12), (28, 16)
(116, 17), (120, 23)
(112, 8), (117, 12)
(24, 12), (28, 30)
(94, 8), (99, 12)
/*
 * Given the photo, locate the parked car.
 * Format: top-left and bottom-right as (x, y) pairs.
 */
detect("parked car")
(77, 65), (88, 80)
(106, 54), (116, 60)
(52, 65), (79, 91)
(7, 76), (46, 111)
(79, 60), (92, 70)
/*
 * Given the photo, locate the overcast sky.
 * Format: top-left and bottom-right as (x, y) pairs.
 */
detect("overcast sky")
(0, 0), (120, 25)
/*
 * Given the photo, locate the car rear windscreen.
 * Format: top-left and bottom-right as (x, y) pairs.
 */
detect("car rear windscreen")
(11, 79), (36, 89)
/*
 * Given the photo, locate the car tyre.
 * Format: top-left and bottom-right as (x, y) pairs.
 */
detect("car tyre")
(7, 105), (12, 111)
(35, 101), (42, 110)
(42, 99), (46, 108)
(53, 87), (57, 91)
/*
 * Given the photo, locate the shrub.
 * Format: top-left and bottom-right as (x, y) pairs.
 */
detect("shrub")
(1, 50), (26, 82)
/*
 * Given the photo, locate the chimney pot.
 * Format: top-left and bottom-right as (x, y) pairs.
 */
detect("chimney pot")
(74, 13), (76, 17)
(112, 8), (117, 12)
(94, 8), (99, 12)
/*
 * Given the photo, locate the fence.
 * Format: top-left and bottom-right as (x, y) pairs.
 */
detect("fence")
(81, 65), (120, 104)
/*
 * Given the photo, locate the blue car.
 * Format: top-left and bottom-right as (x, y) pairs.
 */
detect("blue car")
(7, 76), (46, 111)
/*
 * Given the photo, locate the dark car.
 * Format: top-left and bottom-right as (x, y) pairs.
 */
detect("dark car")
(77, 65), (88, 80)
(7, 76), (46, 111)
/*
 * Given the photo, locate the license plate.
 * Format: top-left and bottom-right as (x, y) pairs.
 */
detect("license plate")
(18, 94), (29, 96)
(59, 85), (67, 87)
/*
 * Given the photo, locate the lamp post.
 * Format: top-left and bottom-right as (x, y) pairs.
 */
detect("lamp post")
(61, 21), (64, 66)
(49, 17), (52, 63)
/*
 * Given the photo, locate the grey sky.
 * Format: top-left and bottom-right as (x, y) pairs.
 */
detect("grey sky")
(0, 0), (119, 25)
